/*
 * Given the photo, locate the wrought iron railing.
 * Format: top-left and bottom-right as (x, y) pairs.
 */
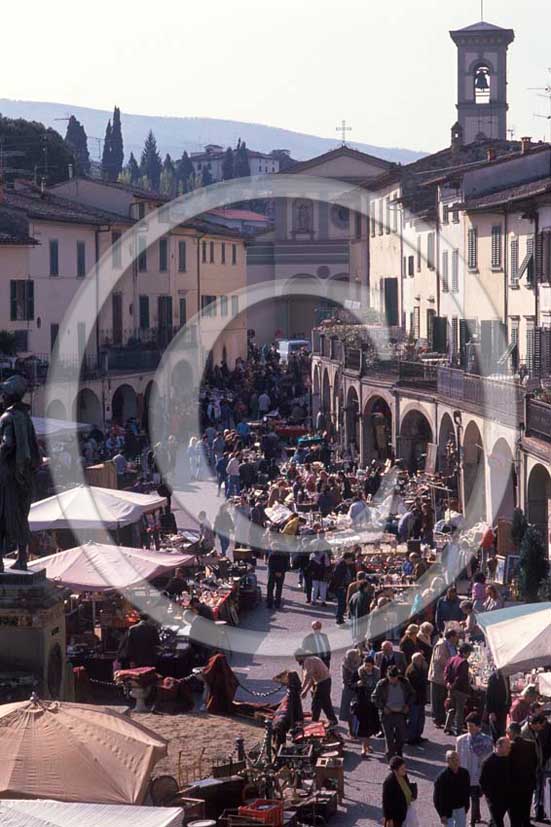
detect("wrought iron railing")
(526, 396), (551, 443)
(438, 367), (524, 428)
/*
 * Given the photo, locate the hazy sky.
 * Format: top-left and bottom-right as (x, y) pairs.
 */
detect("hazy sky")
(3, 0), (551, 153)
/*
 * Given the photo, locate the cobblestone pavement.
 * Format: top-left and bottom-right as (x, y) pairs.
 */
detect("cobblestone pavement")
(172, 479), (493, 827)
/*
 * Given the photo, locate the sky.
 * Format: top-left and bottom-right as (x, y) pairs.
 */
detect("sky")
(2, 0), (551, 154)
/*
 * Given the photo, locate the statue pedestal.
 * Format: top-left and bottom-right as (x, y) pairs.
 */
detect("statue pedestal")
(0, 568), (67, 699)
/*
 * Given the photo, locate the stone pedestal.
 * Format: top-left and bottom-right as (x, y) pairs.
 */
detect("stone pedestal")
(0, 569), (66, 699)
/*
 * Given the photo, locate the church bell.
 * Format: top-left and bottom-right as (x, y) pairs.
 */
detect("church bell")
(475, 70), (489, 91)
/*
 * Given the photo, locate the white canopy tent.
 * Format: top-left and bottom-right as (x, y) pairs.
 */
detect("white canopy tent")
(32, 418), (91, 438)
(17, 542), (195, 591)
(0, 800), (183, 827)
(29, 485), (167, 531)
(476, 602), (551, 675)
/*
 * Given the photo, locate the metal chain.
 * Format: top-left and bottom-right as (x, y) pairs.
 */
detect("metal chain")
(235, 677), (283, 698)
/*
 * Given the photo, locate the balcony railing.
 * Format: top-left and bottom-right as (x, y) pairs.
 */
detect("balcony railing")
(526, 396), (551, 443)
(438, 367), (524, 428)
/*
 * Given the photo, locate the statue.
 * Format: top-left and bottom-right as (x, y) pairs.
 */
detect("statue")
(0, 375), (40, 571)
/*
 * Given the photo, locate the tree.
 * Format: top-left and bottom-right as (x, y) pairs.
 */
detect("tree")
(518, 524), (549, 602)
(64, 115), (90, 175)
(201, 166), (213, 187)
(234, 139), (250, 178)
(101, 120), (113, 180)
(140, 130), (162, 191)
(0, 115), (73, 185)
(160, 153), (176, 195)
(222, 146), (234, 180)
(110, 106), (124, 181)
(126, 152), (140, 185)
(176, 150), (194, 192)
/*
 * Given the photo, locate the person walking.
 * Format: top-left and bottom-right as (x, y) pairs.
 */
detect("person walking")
(309, 546), (331, 606)
(375, 640), (407, 678)
(348, 580), (372, 645)
(456, 712), (493, 826)
(405, 652), (428, 745)
(331, 551), (356, 625)
(213, 502), (233, 557)
(507, 721), (538, 827)
(428, 629), (459, 728)
(433, 750), (471, 827)
(479, 737), (512, 827)
(354, 658), (380, 757)
(400, 624), (421, 666)
(485, 668), (511, 742)
(435, 586), (464, 633)
(372, 665), (415, 760)
(266, 544), (290, 609)
(444, 643), (473, 736)
(339, 649), (362, 730)
(295, 649), (337, 726)
(382, 756), (418, 827)
(521, 712), (549, 822)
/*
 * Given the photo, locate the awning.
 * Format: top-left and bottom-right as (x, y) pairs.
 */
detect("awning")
(0, 800), (183, 827)
(476, 602), (551, 675)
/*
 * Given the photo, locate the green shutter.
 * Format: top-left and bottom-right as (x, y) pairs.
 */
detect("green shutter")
(26, 280), (34, 321)
(10, 281), (17, 321)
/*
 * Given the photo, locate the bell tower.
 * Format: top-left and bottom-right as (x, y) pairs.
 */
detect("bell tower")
(450, 21), (514, 145)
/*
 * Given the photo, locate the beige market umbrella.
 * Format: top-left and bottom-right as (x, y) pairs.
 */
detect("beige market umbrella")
(0, 696), (167, 804)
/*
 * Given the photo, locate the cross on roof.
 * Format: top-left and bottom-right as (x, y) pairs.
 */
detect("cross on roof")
(336, 120), (352, 146)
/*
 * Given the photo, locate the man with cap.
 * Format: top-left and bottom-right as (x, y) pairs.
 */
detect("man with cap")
(301, 621), (331, 668)
(0, 375), (40, 571)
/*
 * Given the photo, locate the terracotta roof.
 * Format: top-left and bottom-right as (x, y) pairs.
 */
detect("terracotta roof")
(282, 145), (395, 176)
(4, 182), (133, 226)
(463, 177), (551, 211)
(0, 208), (37, 245)
(49, 176), (168, 203)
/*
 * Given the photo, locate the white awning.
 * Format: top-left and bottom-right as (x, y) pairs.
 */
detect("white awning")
(0, 800), (183, 827)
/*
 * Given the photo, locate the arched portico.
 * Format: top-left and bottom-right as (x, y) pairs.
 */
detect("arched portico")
(363, 395), (392, 465)
(399, 410), (433, 473)
(74, 388), (103, 427)
(527, 464), (551, 545)
(489, 437), (516, 521)
(462, 420), (486, 524)
(111, 384), (137, 425)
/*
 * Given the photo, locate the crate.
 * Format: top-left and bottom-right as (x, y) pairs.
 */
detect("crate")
(238, 799), (284, 827)
(315, 757), (344, 803)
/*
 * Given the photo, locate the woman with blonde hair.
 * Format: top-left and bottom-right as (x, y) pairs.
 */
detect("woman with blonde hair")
(399, 624), (420, 665)
(416, 621), (434, 665)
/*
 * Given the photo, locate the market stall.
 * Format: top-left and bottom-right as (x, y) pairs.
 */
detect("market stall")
(0, 800), (183, 827)
(476, 602), (551, 675)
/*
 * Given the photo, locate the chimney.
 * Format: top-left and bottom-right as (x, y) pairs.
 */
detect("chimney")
(521, 136), (532, 154)
(486, 146), (496, 162)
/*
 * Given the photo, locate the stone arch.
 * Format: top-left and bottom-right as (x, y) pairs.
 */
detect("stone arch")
(111, 383), (137, 426)
(332, 371), (341, 429)
(462, 420), (486, 524)
(345, 385), (360, 458)
(46, 399), (67, 421)
(363, 395), (392, 466)
(143, 379), (160, 435)
(321, 369), (331, 415)
(437, 413), (458, 490)
(527, 464), (551, 545)
(489, 437), (515, 522)
(399, 409), (433, 473)
(74, 388), (103, 427)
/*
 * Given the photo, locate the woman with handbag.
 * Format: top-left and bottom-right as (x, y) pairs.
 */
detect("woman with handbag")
(382, 756), (418, 827)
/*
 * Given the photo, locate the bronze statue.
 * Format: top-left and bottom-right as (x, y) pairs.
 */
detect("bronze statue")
(0, 375), (40, 571)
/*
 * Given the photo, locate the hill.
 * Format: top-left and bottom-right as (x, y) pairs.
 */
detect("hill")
(0, 98), (426, 165)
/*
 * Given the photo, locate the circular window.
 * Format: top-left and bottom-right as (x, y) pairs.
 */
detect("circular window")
(317, 265), (330, 279)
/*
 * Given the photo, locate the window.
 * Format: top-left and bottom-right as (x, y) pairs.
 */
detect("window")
(526, 317), (535, 375)
(452, 209), (460, 224)
(427, 232), (435, 270)
(49, 240), (59, 277)
(392, 201), (398, 233)
(370, 203), (376, 237)
(510, 237), (520, 286)
(442, 205), (449, 225)
(412, 306), (420, 340)
(202, 241), (207, 263)
(179, 297), (187, 327)
(442, 250), (449, 292)
(76, 241), (86, 277)
(232, 244), (237, 265)
(385, 198), (391, 234)
(139, 295), (150, 329)
(159, 238), (168, 272)
(491, 225), (502, 269)
(526, 236), (535, 285)
(542, 231), (551, 283)
(408, 255), (415, 277)
(138, 236), (147, 272)
(210, 241), (215, 263)
(111, 231), (122, 268)
(178, 240), (187, 272)
(452, 249), (459, 292)
(378, 200), (384, 235)
(50, 323), (59, 353)
(467, 227), (478, 270)
(474, 65), (491, 105)
(232, 295), (239, 316)
(137, 202), (146, 219)
(221, 242), (226, 264)
(417, 236), (422, 271)
(355, 212), (362, 239)
(220, 295), (229, 316)
(201, 295), (216, 317)
(10, 280), (34, 321)
(451, 317), (459, 357)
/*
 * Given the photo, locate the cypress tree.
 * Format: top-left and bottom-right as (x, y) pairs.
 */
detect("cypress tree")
(110, 106), (124, 181)
(518, 525), (549, 602)
(101, 120), (113, 180)
(234, 139), (250, 177)
(127, 152), (140, 185)
(161, 153), (176, 195)
(177, 150), (194, 192)
(201, 166), (213, 187)
(64, 115), (90, 174)
(140, 130), (162, 191)
(222, 146), (234, 180)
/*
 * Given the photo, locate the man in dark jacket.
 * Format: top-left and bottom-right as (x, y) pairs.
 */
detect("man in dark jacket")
(331, 551), (356, 625)
(444, 643), (472, 735)
(485, 669), (511, 742)
(406, 652), (428, 745)
(434, 749), (471, 826)
(267, 545), (290, 609)
(372, 665), (415, 759)
(479, 737), (512, 827)
(507, 721), (538, 827)
(301, 620), (331, 667)
(375, 640), (407, 677)
(435, 585), (464, 633)
(124, 614), (160, 667)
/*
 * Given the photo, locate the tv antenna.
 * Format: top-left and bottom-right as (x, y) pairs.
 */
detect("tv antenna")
(530, 69), (551, 142)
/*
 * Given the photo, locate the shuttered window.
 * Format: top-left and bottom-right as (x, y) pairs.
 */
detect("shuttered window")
(442, 250), (449, 292)
(417, 237), (422, 271)
(491, 225), (502, 269)
(452, 249), (459, 292)
(451, 317), (459, 358)
(526, 318), (535, 376)
(413, 306), (420, 339)
(49, 240), (59, 277)
(10, 280), (34, 321)
(510, 238), (519, 285)
(370, 203), (376, 237)
(159, 238), (168, 272)
(408, 255), (415, 277)
(385, 198), (391, 234)
(178, 241), (187, 272)
(378, 200), (384, 235)
(467, 227), (478, 270)
(427, 232), (435, 270)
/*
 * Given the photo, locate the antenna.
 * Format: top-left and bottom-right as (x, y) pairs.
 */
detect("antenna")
(480, 0), (484, 21)
(530, 70), (551, 142)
